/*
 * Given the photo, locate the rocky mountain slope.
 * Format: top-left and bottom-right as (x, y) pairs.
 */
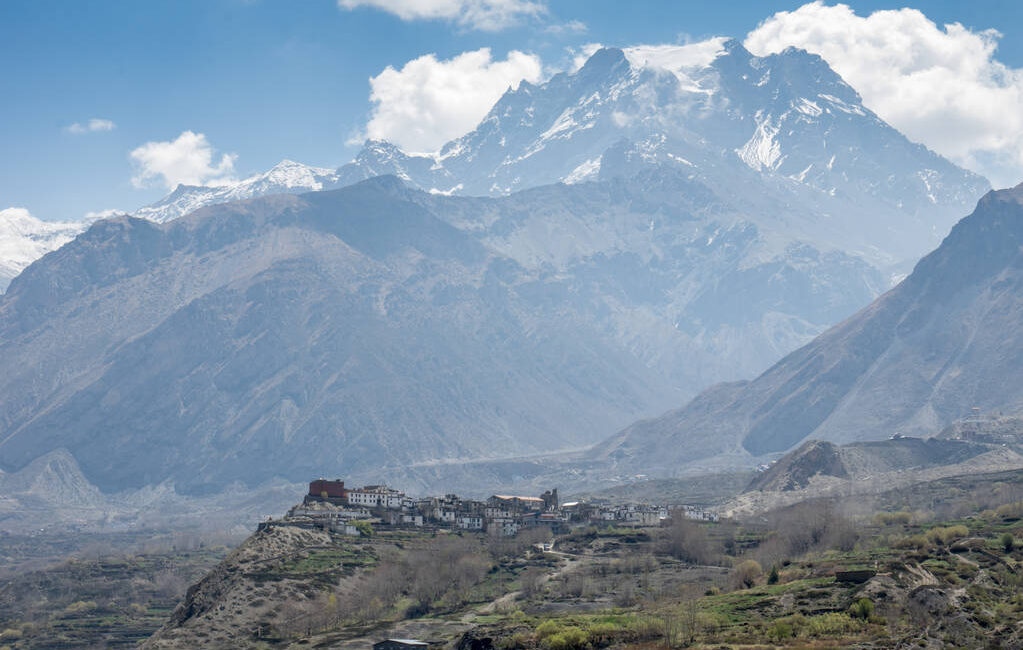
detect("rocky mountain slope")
(0, 178), (690, 494)
(595, 183), (1023, 475)
(745, 437), (1012, 493)
(0, 161), (341, 294)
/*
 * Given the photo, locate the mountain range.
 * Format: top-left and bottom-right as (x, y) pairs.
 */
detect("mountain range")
(3, 41), (987, 293)
(0, 41), (1001, 498)
(338, 41), (986, 266)
(595, 182), (1023, 476)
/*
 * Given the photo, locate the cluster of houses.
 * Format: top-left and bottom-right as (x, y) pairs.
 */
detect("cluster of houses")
(265, 479), (716, 537)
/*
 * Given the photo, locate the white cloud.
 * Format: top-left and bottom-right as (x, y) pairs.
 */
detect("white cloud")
(129, 131), (237, 190)
(66, 118), (116, 134)
(358, 48), (543, 152)
(545, 19), (587, 36)
(745, 2), (1023, 188)
(338, 0), (544, 31)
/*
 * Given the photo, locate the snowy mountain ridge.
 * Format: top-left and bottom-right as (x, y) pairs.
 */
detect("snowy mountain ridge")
(0, 208), (102, 293)
(0, 161), (341, 292)
(133, 159), (341, 223)
(335, 40), (988, 266)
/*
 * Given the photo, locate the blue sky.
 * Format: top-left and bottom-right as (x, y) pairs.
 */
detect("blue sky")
(3, 0), (1023, 221)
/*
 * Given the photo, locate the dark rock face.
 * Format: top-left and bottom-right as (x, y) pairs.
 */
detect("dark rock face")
(596, 183), (1023, 471)
(457, 630), (496, 650)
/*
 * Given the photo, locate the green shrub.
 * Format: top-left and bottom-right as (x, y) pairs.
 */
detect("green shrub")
(874, 511), (913, 526)
(996, 503), (1023, 519)
(895, 533), (930, 550)
(542, 627), (588, 650)
(585, 621), (619, 643)
(803, 612), (862, 636)
(64, 600), (98, 614)
(534, 620), (562, 639)
(850, 598), (874, 620)
(767, 565), (780, 584)
(497, 632), (531, 649)
(767, 618), (795, 641)
(998, 532), (1014, 552)
(926, 525), (969, 546)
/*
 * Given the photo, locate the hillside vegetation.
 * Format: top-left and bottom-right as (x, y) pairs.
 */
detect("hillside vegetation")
(114, 470), (1023, 649)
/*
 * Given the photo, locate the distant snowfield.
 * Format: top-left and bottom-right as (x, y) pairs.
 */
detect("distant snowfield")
(0, 208), (94, 292)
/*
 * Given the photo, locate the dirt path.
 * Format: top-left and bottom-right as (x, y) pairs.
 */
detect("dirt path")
(461, 547), (585, 623)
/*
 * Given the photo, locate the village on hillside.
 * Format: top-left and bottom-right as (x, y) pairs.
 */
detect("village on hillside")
(261, 479), (718, 537)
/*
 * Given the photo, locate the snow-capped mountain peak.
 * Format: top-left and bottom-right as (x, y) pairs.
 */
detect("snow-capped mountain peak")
(133, 159), (342, 223)
(338, 38), (989, 263)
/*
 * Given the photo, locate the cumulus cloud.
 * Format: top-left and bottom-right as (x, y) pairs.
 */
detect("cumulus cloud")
(357, 47), (543, 152)
(745, 1), (1023, 187)
(338, 0), (544, 31)
(66, 118), (116, 134)
(129, 131), (237, 189)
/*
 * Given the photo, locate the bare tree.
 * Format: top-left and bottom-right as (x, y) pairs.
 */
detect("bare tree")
(659, 512), (714, 564)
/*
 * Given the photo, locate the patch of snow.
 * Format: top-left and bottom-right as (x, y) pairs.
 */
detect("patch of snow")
(428, 184), (464, 196)
(818, 93), (866, 116)
(667, 153), (695, 167)
(794, 98), (822, 117)
(540, 108), (580, 141)
(563, 157), (602, 184)
(736, 112), (783, 172)
(792, 163), (813, 183)
(918, 170), (938, 204)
